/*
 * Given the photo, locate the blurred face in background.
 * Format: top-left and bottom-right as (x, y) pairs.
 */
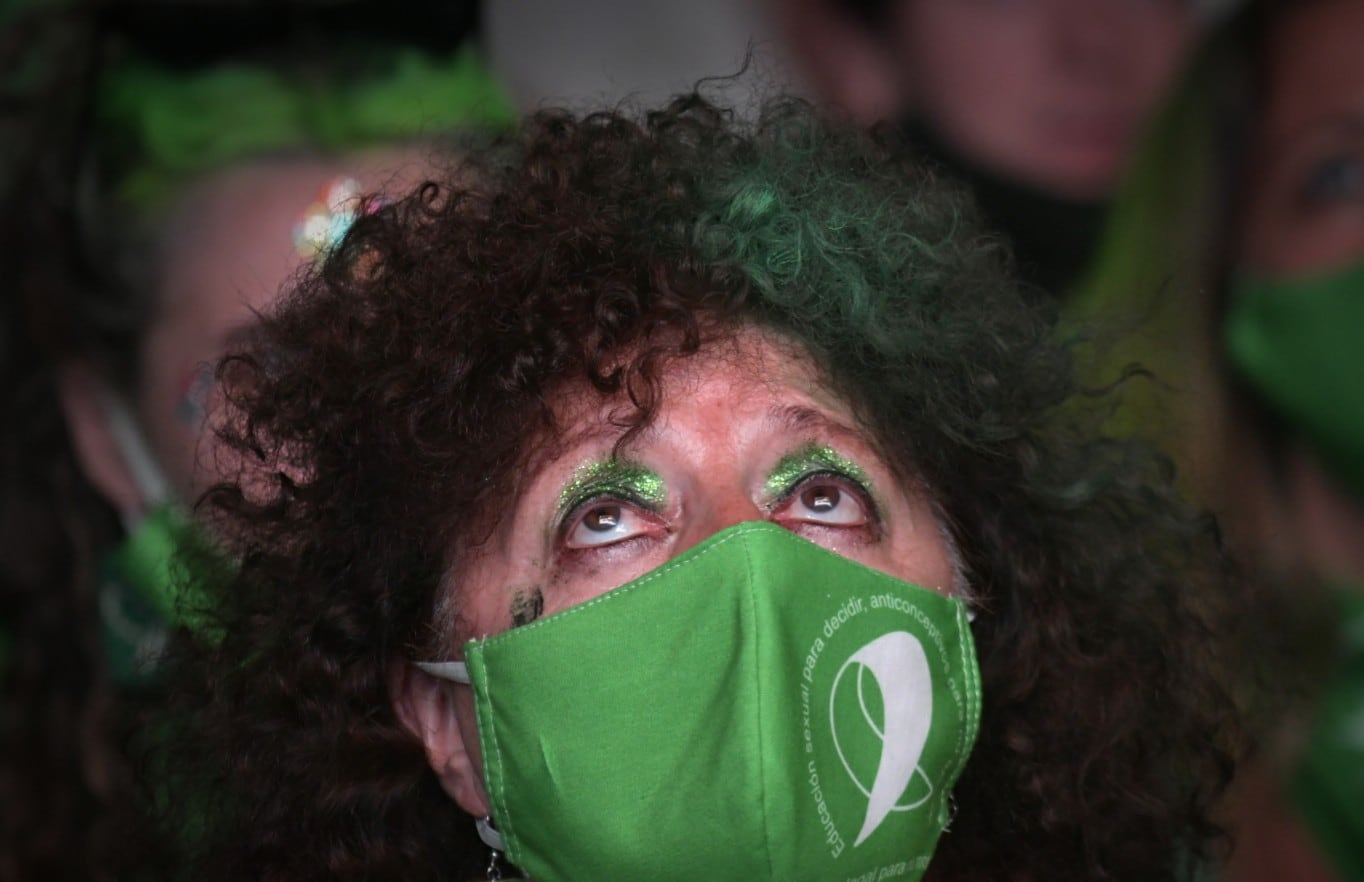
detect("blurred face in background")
(141, 148), (430, 502)
(62, 147), (433, 519)
(891, 0), (1195, 199)
(1239, 0), (1364, 276)
(783, 0), (1196, 200)
(1232, 0), (1364, 579)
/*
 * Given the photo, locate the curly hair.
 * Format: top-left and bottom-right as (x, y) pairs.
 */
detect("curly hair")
(1, 2), (500, 878)
(151, 93), (1240, 882)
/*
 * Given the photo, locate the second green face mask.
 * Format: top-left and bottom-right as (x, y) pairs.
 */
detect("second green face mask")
(1226, 259), (1364, 503)
(421, 522), (981, 882)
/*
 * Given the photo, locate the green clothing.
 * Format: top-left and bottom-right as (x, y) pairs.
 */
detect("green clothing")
(1294, 588), (1364, 882)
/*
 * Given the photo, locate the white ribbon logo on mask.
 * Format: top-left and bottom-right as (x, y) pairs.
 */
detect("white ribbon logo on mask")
(829, 630), (934, 846)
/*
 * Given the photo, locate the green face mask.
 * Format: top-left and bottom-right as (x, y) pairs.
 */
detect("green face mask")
(1226, 259), (1364, 503)
(419, 521), (981, 882)
(97, 387), (224, 681)
(99, 504), (187, 685)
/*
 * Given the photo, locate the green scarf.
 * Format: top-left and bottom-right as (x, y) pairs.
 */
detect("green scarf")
(97, 43), (514, 208)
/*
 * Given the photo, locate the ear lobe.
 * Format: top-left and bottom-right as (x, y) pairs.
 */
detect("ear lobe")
(389, 656), (490, 817)
(57, 362), (144, 517)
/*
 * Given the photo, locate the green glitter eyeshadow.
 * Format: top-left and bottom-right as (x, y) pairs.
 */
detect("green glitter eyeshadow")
(556, 459), (667, 516)
(764, 445), (868, 498)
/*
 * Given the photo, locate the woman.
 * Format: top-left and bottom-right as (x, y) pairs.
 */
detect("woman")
(1218, 2), (1364, 880)
(0, 1), (508, 877)
(777, 0), (1201, 294)
(153, 94), (1238, 882)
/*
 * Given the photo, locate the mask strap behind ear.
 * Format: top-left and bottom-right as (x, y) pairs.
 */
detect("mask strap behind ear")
(414, 660), (471, 684)
(476, 815), (506, 852)
(96, 383), (172, 522)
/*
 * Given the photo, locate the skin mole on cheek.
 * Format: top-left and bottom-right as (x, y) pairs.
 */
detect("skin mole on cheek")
(510, 587), (546, 627)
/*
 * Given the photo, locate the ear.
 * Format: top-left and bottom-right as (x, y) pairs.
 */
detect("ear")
(779, 0), (906, 124)
(57, 362), (144, 517)
(389, 656), (490, 817)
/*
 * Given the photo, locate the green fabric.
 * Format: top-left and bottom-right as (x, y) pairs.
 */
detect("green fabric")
(1060, 44), (1225, 499)
(1226, 260), (1364, 505)
(97, 44), (515, 208)
(100, 507), (180, 685)
(105, 505), (184, 624)
(100, 505), (221, 684)
(98, 563), (169, 687)
(463, 522), (981, 882)
(1292, 588), (1364, 882)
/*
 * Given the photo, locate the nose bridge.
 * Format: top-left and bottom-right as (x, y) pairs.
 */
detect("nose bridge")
(672, 487), (766, 556)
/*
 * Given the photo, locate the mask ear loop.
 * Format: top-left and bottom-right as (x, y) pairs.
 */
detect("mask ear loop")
(479, 816), (509, 880)
(96, 383), (172, 529)
(413, 660), (470, 683)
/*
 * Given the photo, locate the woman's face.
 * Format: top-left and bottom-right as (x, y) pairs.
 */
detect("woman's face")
(426, 327), (960, 814)
(449, 329), (959, 640)
(1240, 0), (1364, 275)
(891, 0), (1194, 200)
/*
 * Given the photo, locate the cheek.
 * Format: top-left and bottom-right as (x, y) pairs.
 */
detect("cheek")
(539, 547), (672, 618)
(451, 569), (518, 641)
(1241, 191), (1364, 275)
(882, 528), (957, 596)
(852, 491), (958, 595)
(451, 542), (561, 641)
(908, 19), (1039, 114)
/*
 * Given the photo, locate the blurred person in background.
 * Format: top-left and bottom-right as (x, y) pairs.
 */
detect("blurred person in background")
(778, 0), (1245, 514)
(0, 1), (510, 877)
(777, 0), (1207, 294)
(1217, 2), (1364, 880)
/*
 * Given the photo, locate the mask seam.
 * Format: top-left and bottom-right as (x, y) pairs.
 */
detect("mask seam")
(471, 522), (963, 650)
(743, 530), (778, 880)
(947, 601), (981, 798)
(470, 524), (774, 875)
(475, 651), (520, 866)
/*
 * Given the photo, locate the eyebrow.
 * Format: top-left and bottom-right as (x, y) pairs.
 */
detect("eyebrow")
(554, 458), (667, 516)
(763, 442), (871, 496)
(769, 404), (867, 443)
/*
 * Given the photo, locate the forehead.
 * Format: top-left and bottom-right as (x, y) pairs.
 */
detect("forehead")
(154, 145), (436, 330)
(539, 327), (860, 457)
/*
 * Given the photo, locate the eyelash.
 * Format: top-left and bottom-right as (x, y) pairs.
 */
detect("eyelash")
(1298, 152), (1364, 209)
(556, 465), (880, 555)
(770, 469), (880, 532)
(558, 490), (664, 551)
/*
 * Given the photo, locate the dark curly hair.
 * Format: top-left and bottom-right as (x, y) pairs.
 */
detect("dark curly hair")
(1, 1), (500, 877)
(151, 92), (1240, 882)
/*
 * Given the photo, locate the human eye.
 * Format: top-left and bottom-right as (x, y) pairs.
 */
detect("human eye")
(1297, 150), (1364, 209)
(555, 460), (667, 551)
(773, 473), (872, 529)
(562, 497), (659, 549)
(765, 445), (880, 535)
